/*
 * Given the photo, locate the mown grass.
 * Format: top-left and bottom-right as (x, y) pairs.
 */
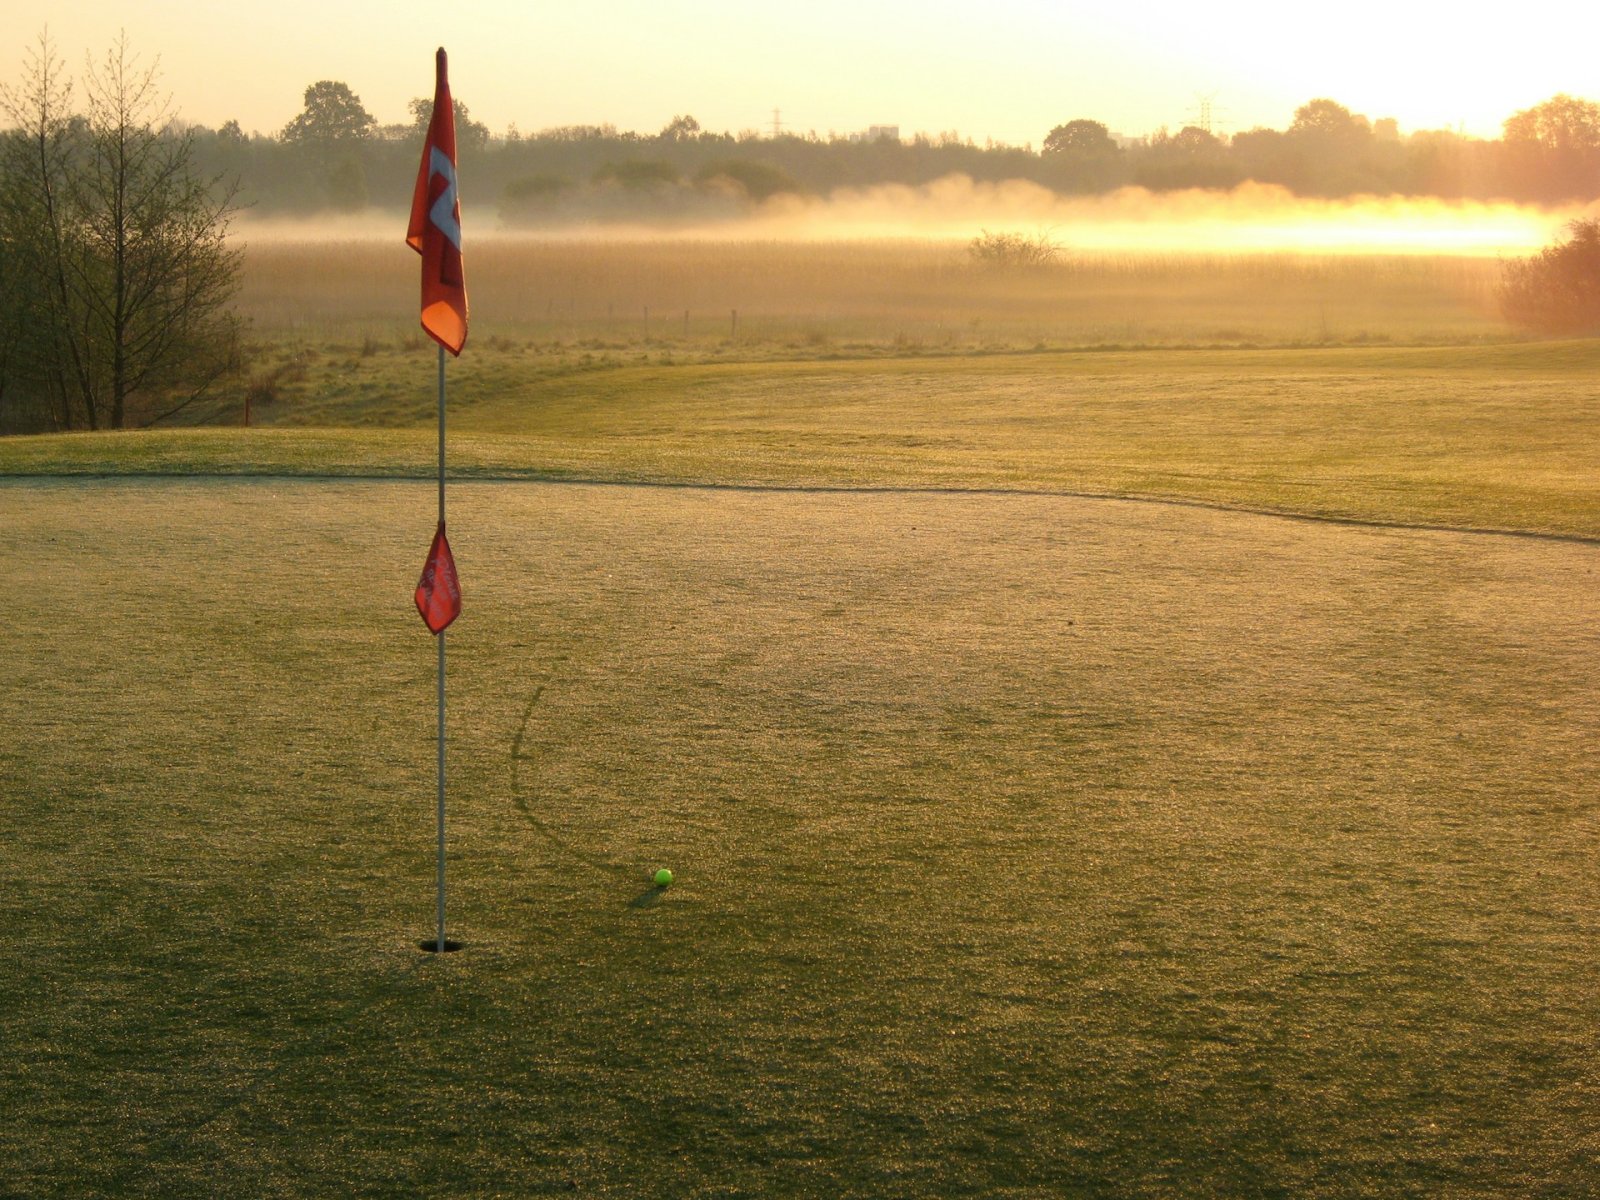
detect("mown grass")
(8, 342), (1600, 539)
(3, 480), (1597, 1197)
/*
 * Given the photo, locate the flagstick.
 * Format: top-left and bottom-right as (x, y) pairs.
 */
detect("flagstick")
(435, 342), (449, 953)
(437, 628), (447, 950)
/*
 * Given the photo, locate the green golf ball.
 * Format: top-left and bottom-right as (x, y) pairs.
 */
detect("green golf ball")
(653, 868), (674, 888)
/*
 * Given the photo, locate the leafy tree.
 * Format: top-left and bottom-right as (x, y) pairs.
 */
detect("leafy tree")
(1499, 218), (1600, 335)
(1134, 125), (1241, 191)
(658, 114), (701, 142)
(1228, 126), (1301, 189)
(1400, 128), (1478, 198)
(1288, 98), (1370, 143)
(282, 80), (376, 145)
(408, 95), (490, 151)
(1041, 119), (1124, 192)
(1285, 98), (1377, 195)
(593, 159), (680, 190)
(1503, 94), (1600, 155)
(1042, 119), (1119, 159)
(1501, 94), (1600, 201)
(324, 156), (368, 211)
(0, 32), (241, 431)
(500, 174), (572, 223)
(535, 123), (625, 143)
(694, 159), (800, 202)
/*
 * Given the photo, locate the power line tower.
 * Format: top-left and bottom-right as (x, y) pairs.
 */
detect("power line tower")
(771, 108), (783, 139)
(1192, 92), (1217, 135)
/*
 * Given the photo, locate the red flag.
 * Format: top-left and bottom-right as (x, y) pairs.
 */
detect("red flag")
(406, 47), (468, 355)
(415, 522), (461, 634)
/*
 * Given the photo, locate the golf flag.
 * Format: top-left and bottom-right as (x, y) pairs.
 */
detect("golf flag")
(407, 47), (468, 355)
(415, 521), (461, 634)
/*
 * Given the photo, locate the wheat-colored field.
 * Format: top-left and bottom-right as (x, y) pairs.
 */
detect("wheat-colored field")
(236, 237), (1506, 348)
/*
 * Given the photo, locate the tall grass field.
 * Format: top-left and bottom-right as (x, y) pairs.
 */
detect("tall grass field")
(3, 235), (1598, 1196)
(233, 236), (1506, 350)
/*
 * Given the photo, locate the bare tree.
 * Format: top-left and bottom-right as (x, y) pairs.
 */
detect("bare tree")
(0, 32), (82, 429)
(0, 31), (242, 431)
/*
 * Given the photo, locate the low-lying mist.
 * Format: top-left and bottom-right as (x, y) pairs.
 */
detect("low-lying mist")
(237, 233), (1508, 349)
(233, 176), (1591, 257)
(750, 179), (1587, 255)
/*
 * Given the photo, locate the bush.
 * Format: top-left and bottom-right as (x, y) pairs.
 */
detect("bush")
(694, 159), (801, 203)
(592, 159), (680, 190)
(968, 229), (1062, 270)
(1499, 218), (1600, 335)
(500, 174), (573, 224)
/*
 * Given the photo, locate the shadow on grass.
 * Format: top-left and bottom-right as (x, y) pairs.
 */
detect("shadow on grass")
(628, 886), (669, 910)
(105, 950), (433, 1190)
(511, 669), (668, 907)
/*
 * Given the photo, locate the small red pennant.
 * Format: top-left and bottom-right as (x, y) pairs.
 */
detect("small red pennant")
(415, 522), (461, 634)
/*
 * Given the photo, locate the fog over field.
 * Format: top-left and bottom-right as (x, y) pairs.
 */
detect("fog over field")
(232, 177), (1593, 256)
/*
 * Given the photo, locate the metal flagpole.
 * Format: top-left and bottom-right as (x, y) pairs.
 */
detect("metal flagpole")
(436, 342), (447, 953)
(410, 44), (464, 954)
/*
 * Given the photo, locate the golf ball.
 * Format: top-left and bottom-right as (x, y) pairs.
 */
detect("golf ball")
(653, 868), (674, 888)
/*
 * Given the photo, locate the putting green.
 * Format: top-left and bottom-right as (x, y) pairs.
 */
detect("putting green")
(3, 478), (1596, 1196)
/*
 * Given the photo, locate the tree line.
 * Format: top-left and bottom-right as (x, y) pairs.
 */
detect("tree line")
(179, 84), (1600, 225)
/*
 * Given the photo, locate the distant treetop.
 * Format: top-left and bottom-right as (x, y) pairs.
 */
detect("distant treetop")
(281, 80), (376, 145)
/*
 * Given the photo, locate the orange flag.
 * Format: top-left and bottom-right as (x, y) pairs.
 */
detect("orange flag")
(415, 522), (461, 634)
(407, 48), (468, 355)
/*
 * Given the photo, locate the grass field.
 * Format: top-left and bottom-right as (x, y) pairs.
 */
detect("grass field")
(10, 341), (1600, 540)
(232, 239), (1508, 351)
(4, 235), (1600, 1195)
(3, 477), (1597, 1197)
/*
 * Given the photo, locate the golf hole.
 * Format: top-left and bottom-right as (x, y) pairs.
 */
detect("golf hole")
(419, 938), (462, 954)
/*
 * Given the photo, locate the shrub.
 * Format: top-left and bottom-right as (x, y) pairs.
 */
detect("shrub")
(501, 174), (572, 223)
(694, 159), (802, 203)
(592, 160), (680, 190)
(968, 229), (1062, 270)
(1499, 218), (1600, 335)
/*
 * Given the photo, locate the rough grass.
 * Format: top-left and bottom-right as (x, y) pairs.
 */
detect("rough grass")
(8, 342), (1600, 540)
(3, 480), (1597, 1197)
(232, 238), (1506, 349)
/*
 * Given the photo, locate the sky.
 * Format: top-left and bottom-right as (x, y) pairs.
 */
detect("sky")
(7, 2), (1599, 146)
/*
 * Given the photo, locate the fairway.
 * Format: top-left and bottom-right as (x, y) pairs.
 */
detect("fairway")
(10, 341), (1600, 540)
(4, 478), (1597, 1197)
